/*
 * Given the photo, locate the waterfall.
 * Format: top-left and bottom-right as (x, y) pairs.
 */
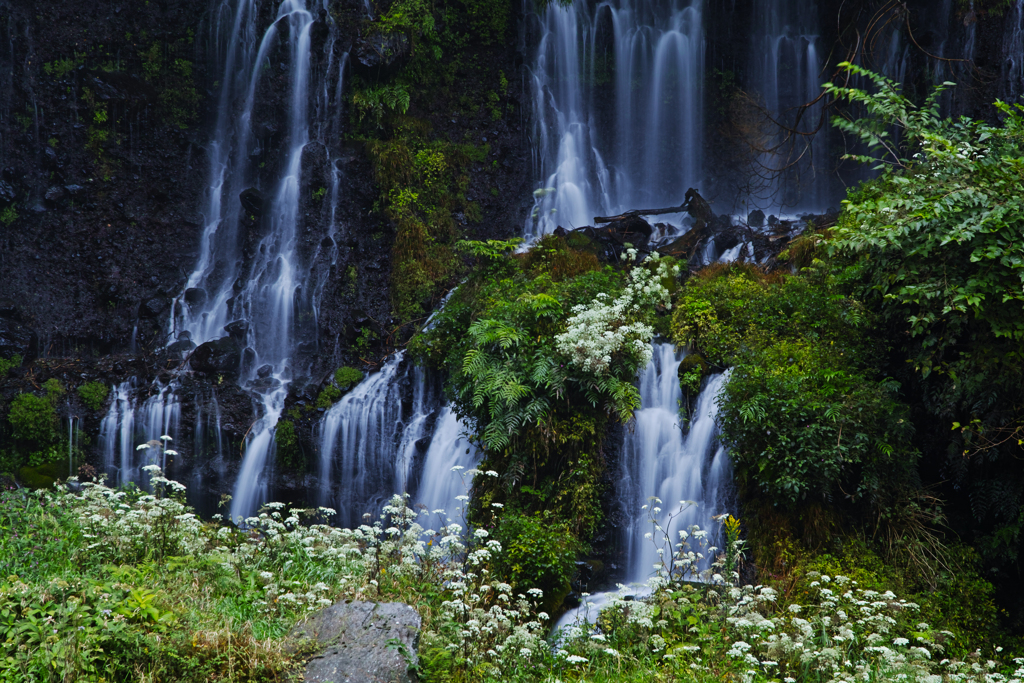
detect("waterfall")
(317, 354), (436, 527)
(619, 344), (731, 584)
(98, 381), (180, 488)
(315, 353), (482, 527)
(228, 0), (316, 523)
(415, 407), (480, 516)
(1003, 0), (1024, 104)
(747, 0), (829, 212)
(526, 0), (704, 238)
(555, 344), (731, 632)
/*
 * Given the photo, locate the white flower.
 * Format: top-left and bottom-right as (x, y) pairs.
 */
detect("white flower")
(160, 435), (173, 441)
(604, 648), (620, 657)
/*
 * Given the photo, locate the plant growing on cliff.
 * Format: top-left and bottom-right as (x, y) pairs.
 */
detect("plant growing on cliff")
(353, 84), (411, 130)
(8, 393), (58, 447)
(0, 354), (21, 377)
(671, 265), (916, 507)
(0, 205), (18, 226)
(76, 381), (109, 412)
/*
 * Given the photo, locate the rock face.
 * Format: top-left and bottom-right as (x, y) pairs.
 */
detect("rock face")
(292, 601), (421, 683)
(189, 337), (241, 377)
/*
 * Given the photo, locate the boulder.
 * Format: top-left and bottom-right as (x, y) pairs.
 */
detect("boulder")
(190, 337), (241, 376)
(139, 296), (170, 318)
(568, 216), (654, 263)
(239, 187), (263, 217)
(184, 287), (208, 308)
(747, 209), (765, 228)
(352, 32), (411, 75)
(292, 601), (420, 683)
(224, 320), (249, 342)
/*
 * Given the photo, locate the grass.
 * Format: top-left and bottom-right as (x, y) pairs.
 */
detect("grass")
(1, 473), (1020, 683)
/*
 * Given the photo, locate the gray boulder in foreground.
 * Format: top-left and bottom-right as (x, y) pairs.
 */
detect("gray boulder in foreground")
(292, 601), (421, 683)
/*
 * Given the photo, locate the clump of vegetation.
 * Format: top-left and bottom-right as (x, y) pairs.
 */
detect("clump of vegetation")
(76, 381), (110, 412)
(315, 384), (342, 409)
(821, 63), (1024, 622)
(0, 205), (18, 226)
(0, 354), (22, 377)
(671, 265), (915, 507)
(9, 392), (58, 447)
(274, 419), (304, 472)
(333, 366), (363, 390)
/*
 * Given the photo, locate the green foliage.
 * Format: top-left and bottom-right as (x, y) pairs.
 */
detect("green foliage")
(42, 54), (84, 79)
(141, 42), (162, 81)
(0, 205), (18, 226)
(274, 419), (304, 472)
(826, 64), (1024, 348)
(43, 378), (65, 402)
(491, 513), (581, 608)
(366, 133), (479, 323)
(76, 381), (110, 412)
(376, 0), (437, 38)
(0, 354), (21, 376)
(316, 385), (342, 409)
(353, 84), (411, 130)
(333, 366), (363, 390)
(671, 266), (915, 507)
(8, 393), (58, 446)
(823, 64), (1024, 616)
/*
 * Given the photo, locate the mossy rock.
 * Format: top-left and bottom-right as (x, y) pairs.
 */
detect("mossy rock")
(678, 353), (708, 393)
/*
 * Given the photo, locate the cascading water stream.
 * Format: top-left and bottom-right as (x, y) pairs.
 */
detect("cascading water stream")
(746, 0), (829, 212)
(554, 344), (732, 632)
(526, 0), (704, 239)
(228, 0), (315, 523)
(316, 352), (480, 527)
(619, 345), (731, 584)
(415, 407), (479, 516)
(317, 354), (414, 527)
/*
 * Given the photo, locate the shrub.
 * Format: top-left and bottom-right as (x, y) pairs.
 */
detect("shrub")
(670, 266), (915, 507)
(8, 393), (58, 445)
(77, 381), (110, 412)
(316, 385), (341, 409)
(491, 513), (582, 609)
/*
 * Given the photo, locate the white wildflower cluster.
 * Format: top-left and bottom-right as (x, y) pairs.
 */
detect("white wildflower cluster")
(716, 574), (1015, 683)
(555, 253), (678, 374)
(54, 470), (205, 561)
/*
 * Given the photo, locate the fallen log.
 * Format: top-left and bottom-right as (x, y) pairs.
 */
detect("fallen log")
(594, 204), (686, 223)
(594, 188), (713, 225)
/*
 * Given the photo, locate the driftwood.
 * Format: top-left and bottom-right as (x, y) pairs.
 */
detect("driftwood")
(594, 188), (713, 225)
(594, 204), (687, 223)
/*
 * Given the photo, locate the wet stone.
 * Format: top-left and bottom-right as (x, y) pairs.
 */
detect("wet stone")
(292, 601), (420, 683)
